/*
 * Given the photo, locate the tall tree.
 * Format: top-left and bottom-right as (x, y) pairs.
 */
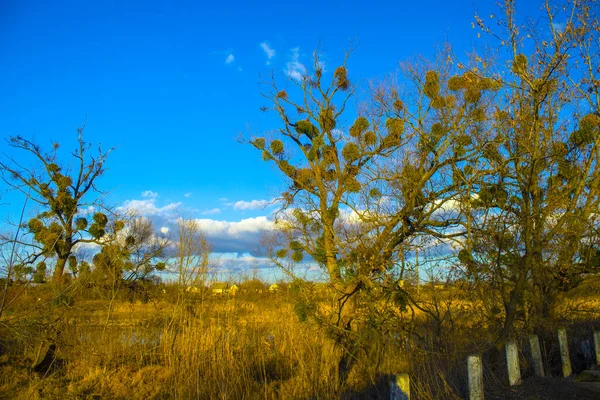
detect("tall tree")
(0, 130), (112, 283)
(251, 51), (500, 382)
(251, 51), (402, 383)
(460, 0), (600, 341)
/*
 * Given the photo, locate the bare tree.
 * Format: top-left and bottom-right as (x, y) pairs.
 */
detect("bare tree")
(174, 217), (212, 294)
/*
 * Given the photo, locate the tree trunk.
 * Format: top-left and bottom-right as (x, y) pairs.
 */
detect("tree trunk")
(333, 279), (362, 388)
(53, 257), (67, 283)
(533, 284), (555, 326)
(498, 270), (527, 344)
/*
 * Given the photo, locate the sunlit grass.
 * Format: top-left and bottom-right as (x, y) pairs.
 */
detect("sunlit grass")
(1, 278), (599, 399)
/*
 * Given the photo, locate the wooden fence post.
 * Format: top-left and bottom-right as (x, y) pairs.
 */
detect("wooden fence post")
(529, 335), (545, 377)
(506, 341), (521, 386)
(558, 328), (572, 377)
(468, 355), (484, 400)
(389, 373), (410, 400)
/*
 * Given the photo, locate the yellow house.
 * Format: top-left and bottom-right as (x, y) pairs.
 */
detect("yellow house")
(185, 286), (200, 293)
(212, 283), (239, 296)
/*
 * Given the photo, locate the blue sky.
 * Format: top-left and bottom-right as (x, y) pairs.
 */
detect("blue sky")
(0, 0), (543, 280)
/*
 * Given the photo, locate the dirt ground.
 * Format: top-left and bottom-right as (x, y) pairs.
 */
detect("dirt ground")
(487, 377), (600, 400)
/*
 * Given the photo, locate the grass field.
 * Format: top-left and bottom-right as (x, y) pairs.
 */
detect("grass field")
(1, 278), (599, 399)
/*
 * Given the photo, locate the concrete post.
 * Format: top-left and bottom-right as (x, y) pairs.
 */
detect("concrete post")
(594, 331), (600, 366)
(468, 355), (484, 400)
(558, 328), (572, 377)
(390, 373), (410, 400)
(506, 341), (521, 386)
(529, 335), (545, 377)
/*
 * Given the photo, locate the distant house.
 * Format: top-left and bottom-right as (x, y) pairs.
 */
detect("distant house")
(212, 282), (227, 295)
(185, 286), (200, 293)
(212, 283), (239, 296)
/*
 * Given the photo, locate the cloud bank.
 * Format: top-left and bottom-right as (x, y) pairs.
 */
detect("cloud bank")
(117, 196), (274, 256)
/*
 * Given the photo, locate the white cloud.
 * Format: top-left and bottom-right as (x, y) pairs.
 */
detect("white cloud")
(118, 194), (277, 256)
(260, 42), (276, 64)
(194, 216), (273, 236)
(233, 199), (270, 211)
(119, 199), (181, 216)
(337, 207), (363, 224)
(199, 251), (324, 282)
(552, 22), (566, 34)
(285, 47), (306, 81)
(202, 208), (222, 216)
(141, 190), (158, 198)
(73, 241), (101, 253)
(208, 252), (282, 281)
(77, 206), (96, 216)
(217, 252), (272, 266)
(225, 53), (235, 64)
(184, 192), (192, 198)
(190, 216), (275, 254)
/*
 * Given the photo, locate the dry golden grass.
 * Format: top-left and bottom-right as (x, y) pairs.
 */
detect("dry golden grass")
(1, 278), (599, 399)
(0, 288), (400, 399)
